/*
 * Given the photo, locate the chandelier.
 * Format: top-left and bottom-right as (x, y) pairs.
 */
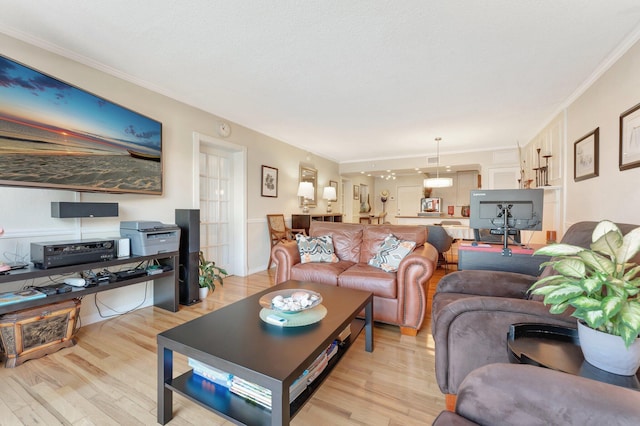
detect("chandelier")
(423, 137), (453, 188)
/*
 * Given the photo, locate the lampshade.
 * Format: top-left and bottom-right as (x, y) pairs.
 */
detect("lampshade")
(424, 136), (453, 188)
(423, 177), (454, 188)
(322, 186), (337, 201)
(297, 181), (314, 198)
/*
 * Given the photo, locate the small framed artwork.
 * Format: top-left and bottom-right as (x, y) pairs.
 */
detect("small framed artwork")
(353, 184), (360, 200)
(261, 165), (278, 197)
(574, 128), (599, 182)
(620, 102), (640, 171)
(330, 180), (338, 199)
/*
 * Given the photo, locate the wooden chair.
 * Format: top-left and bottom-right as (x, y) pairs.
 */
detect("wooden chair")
(266, 214), (306, 269)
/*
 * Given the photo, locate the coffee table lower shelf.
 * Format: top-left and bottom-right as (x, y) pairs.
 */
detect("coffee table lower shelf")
(164, 318), (365, 425)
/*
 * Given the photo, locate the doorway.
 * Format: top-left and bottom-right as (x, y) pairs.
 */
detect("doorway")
(193, 132), (247, 276)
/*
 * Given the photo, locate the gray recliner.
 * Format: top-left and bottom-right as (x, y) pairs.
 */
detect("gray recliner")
(432, 363), (640, 425)
(431, 221), (640, 408)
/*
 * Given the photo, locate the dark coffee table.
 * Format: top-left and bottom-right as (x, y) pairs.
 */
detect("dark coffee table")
(157, 280), (373, 425)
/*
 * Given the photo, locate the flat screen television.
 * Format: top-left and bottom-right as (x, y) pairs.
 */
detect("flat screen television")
(469, 189), (544, 251)
(0, 54), (162, 195)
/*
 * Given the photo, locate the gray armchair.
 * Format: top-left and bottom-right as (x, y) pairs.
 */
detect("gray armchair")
(426, 225), (454, 272)
(431, 221), (640, 409)
(432, 363), (640, 426)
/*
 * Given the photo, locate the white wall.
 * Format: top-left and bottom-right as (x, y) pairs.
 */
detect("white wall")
(564, 38), (640, 227)
(0, 33), (340, 324)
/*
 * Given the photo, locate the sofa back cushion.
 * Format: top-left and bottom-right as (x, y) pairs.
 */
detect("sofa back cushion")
(360, 224), (427, 264)
(310, 222), (364, 263)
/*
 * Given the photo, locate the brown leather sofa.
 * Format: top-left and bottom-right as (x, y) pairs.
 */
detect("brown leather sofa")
(271, 221), (438, 335)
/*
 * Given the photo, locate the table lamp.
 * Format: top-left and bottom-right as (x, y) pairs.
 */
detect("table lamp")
(297, 182), (314, 213)
(323, 186), (337, 213)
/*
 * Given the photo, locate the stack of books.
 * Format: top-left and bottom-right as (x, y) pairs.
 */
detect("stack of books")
(188, 358), (233, 388)
(190, 338), (342, 410)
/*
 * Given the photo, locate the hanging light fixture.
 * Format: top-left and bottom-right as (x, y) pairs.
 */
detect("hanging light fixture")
(423, 137), (453, 188)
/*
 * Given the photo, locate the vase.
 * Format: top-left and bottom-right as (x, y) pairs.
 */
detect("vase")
(577, 320), (640, 376)
(199, 287), (210, 300)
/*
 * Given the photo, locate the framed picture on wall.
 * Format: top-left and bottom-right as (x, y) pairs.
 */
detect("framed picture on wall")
(330, 180), (338, 199)
(261, 165), (278, 197)
(574, 128), (599, 182)
(353, 184), (359, 200)
(620, 102), (640, 171)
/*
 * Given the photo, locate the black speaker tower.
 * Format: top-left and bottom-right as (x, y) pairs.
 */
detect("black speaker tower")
(175, 209), (200, 305)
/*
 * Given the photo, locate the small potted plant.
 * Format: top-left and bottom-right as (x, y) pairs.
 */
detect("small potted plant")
(529, 220), (640, 375)
(198, 251), (227, 299)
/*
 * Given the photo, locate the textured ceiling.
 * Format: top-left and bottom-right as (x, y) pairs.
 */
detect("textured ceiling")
(1, 1), (640, 166)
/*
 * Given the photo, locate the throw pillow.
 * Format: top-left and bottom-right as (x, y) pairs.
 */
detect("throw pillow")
(296, 234), (339, 264)
(369, 234), (416, 272)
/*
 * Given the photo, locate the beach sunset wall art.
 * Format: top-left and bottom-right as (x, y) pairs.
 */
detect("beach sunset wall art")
(0, 55), (162, 195)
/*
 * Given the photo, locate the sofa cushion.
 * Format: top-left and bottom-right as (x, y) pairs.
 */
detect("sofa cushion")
(295, 234), (339, 264)
(338, 263), (397, 298)
(290, 260), (355, 286)
(368, 234), (416, 272)
(310, 222), (364, 263)
(360, 224), (426, 263)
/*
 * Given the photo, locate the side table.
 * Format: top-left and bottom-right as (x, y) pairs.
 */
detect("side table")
(507, 323), (640, 390)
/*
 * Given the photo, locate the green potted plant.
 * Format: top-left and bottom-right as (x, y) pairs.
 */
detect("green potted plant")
(529, 220), (640, 375)
(198, 251), (227, 299)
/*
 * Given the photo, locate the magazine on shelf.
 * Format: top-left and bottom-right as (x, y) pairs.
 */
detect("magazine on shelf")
(0, 288), (46, 306)
(188, 358), (233, 388)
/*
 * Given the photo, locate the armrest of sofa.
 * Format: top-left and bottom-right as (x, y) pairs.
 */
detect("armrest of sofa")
(271, 240), (301, 284)
(431, 294), (574, 394)
(435, 270), (537, 299)
(395, 242), (438, 330)
(452, 363), (640, 426)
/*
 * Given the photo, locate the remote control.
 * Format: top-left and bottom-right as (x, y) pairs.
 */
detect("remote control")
(265, 314), (288, 326)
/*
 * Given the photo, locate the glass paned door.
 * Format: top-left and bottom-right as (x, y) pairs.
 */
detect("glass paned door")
(199, 146), (231, 273)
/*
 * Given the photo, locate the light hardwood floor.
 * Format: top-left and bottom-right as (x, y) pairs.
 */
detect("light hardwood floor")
(0, 267), (449, 425)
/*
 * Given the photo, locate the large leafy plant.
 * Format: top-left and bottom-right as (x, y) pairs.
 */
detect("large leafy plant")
(530, 220), (640, 348)
(198, 251), (227, 291)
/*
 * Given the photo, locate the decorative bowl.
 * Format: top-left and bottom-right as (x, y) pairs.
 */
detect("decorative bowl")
(259, 289), (322, 314)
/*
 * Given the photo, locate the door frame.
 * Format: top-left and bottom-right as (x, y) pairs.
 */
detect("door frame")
(192, 132), (248, 277)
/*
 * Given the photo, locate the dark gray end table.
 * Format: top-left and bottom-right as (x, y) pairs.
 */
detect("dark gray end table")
(508, 323), (640, 390)
(157, 280), (373, 425)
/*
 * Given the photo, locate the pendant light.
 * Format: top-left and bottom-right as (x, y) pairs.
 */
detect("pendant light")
(423, 137), (453, 188)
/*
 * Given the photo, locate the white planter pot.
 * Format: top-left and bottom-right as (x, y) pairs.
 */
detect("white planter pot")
(199, 287), (209, 300)
(577, 320), (640, 376)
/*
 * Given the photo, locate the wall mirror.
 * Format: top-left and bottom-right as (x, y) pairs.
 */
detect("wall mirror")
(299, 165), (317, 207)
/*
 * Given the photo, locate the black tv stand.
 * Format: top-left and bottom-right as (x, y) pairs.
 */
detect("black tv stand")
(0, 251), (179, 316)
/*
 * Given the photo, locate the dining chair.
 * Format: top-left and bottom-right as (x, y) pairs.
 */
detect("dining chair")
(266, 214), (306, 268)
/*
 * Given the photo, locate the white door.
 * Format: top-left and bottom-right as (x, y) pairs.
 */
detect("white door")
(194, 132), (247, 277)
(397, 185), (422, 216)
(199, 145), (232, 273)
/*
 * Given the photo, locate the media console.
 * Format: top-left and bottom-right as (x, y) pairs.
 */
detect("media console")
(0, 251), (179, 316)
(458, 244), (550, 276)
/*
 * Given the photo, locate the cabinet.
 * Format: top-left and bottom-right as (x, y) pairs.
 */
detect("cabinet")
(292, 213), (342, 235)
(457, 244), (549, 276)
(0, 252), (179, 316)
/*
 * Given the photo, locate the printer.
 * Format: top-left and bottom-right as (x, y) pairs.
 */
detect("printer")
(120, 221), (181, 256)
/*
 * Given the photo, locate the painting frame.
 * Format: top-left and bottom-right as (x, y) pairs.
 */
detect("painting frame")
(574, 127), (599, 182)
(0, 54), (163, 195)
(261, 165), (278, 197)
(353, 184), (360, 200)
(620, 102), (640, 171)
(329, 180), (338, 200)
